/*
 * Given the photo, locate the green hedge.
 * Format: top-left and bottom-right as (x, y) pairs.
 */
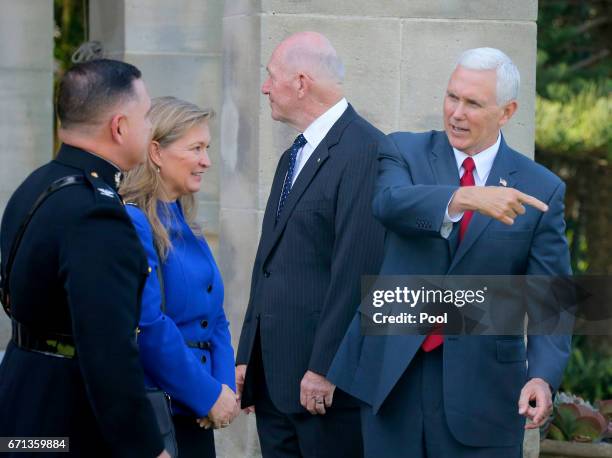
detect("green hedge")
(535, 83), (612, 159)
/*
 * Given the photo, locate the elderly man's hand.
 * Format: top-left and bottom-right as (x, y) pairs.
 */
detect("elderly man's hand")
(518, 378), (553, 429)
(300, 370), (335, 415)
(449, 186), (548, 225)
(235, 364), (255, 414)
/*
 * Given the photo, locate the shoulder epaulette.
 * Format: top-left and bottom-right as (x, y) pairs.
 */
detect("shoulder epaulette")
(84, 170), (123, 205)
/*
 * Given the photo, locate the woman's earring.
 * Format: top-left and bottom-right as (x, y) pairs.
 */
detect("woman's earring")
(156, 166), (161, 173)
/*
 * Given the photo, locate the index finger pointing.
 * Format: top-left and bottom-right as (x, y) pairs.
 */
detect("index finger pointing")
(518, 192), (548, 212)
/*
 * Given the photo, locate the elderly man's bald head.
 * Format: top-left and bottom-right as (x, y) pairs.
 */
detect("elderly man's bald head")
(274, 32), (345, 84)
(262, 32), (345, 131)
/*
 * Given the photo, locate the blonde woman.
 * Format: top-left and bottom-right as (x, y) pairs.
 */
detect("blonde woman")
(121, 97), (238, 458)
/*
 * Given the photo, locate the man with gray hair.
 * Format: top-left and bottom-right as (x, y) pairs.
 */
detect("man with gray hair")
(236, 31), (385, 457)
(328, 47), (571, 457)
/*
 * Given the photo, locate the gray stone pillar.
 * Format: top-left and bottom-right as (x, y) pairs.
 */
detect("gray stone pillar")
(89, 0), (224, 242)
(0, 0), (54, 348)
(218, 2), (538, 457)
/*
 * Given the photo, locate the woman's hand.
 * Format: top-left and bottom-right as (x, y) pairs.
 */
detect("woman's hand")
(206, 384), (239, 428)
(196, 417), (213, 429)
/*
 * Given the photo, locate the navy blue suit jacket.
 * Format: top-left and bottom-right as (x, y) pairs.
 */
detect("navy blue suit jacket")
(328, 130), (572, 447)
(236, 105), (385, 413)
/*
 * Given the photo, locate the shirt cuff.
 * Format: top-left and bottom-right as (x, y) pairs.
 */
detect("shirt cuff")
(440, 193), (464, 239)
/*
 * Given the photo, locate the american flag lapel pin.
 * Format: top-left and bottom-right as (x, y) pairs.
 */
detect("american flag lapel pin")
(499, 177), (507, 187)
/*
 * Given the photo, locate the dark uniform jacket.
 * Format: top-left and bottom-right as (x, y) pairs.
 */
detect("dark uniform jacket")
(236, 105), (386, 413)
(0, 144), (164, 457)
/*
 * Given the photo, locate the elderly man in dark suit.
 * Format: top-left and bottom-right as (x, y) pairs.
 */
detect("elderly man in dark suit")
(329, 47), (572, 457)
(235, 32), (385, 457)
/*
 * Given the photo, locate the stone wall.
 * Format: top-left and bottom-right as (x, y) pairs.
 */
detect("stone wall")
(90, 0), (224, 238)
(0, 0), (54, 350)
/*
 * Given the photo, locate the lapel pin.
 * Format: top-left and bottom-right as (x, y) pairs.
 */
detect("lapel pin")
(317, 157), (321, 163)
(499, 178), (507, 187)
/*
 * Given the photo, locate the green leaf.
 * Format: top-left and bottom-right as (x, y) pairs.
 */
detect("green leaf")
(572, 416), (606, 442)
(548, 424), (568, 441)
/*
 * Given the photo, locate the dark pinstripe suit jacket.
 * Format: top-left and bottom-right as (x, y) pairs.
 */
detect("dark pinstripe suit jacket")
(236, 105), (385, 413)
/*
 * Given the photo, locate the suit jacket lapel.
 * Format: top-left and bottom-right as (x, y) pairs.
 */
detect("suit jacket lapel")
(429, 133), (461, 259)
(448, 135), (519, 273)
(429, 133), (461, 187)
(261, 148), (291, 238)
(259, 105), (357, 264)
(273, 139), (330, 234)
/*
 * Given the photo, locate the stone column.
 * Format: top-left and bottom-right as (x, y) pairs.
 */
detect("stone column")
(218, 1), (538, 456)
(89, 0), (224, 243)
(0, 0), (54, 349)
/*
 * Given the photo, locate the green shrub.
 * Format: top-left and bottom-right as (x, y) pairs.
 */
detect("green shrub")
(560, 337), (612, 401)
(536, 83), (612, 159)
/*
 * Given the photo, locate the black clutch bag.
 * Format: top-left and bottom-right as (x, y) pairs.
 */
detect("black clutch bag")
(146, 388), (178, 457)
(142, 240), (178, 457)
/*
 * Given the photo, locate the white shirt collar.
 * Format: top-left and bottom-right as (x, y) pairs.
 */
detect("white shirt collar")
(302, 98), (348, 150)
(452, 132), (501, 184)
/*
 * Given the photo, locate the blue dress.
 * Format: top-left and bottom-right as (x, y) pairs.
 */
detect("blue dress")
(126, 201), (235, 417)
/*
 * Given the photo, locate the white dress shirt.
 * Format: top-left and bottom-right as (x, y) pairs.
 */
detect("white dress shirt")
(440, 133), (501, 238)
(291, 98), (349, 185)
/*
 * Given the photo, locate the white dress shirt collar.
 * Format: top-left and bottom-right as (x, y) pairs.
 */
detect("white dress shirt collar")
(302, 98), (349, 151)
(290, 98), (348, 185)
(452, 132), (501, 185)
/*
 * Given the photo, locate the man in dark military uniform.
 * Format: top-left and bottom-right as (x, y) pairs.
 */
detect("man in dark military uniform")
(0, 59), (169, 457)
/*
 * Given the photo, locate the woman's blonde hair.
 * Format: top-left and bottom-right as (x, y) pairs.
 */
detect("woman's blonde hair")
(120, 96), (213, 259)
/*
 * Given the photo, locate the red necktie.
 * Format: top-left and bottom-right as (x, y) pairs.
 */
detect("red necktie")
(421, 156), (476, 352)
(458, 157), (476, 242)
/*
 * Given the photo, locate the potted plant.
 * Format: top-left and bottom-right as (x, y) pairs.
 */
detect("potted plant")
(540, 393), (612, 457)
